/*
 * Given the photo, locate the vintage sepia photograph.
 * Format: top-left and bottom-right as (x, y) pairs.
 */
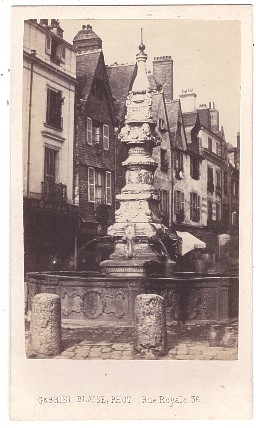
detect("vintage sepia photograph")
(23, 17), (240, 362)
(9, 4), (252, 421)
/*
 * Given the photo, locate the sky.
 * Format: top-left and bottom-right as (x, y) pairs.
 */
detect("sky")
(61, 19), (240, 145)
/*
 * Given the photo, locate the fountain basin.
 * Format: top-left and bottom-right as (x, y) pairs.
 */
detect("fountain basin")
(27, 272), (238, 326)
(26, 272), (238, 326)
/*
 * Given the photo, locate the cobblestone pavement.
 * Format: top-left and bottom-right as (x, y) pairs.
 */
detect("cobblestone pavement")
(53, 339), (237, 360)
(26, 322), (238, 360)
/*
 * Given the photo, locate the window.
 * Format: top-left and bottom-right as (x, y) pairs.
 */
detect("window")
(106, 171), (112, 205)
(42, 147), (65, 201)
(216, 142), (221, 157)
(45, 35), (51, 54)
(190, 156), (200, 180)
(46, 88), (62, 129)
(160, 190), (169, 215)
(174, 190), (185, 223)
(208, 137), (212, 151)
(44, 147), (57, 185)
(45, 34), (65, 64)
(232, 180), (239, 197)
(207, 166), (214, 192)
(88, 167), (95, 202)
(160, 148), (168, 173)
(103, 124), (109, 150)
(216, 201), (221, 221)
(158, 118), (165, 131)
(216, 170), (221, 193)
(93, 125), (100, 144)
(223, 204), (229, 224)
(88, 168), (112, 205)
(207, 199), (213, 220)
(86, 117), (92, 145)
(95, 170), (104, 205)
(224, 171), (228, 194)
(190, 192), (200, 222)
(174, 150), (183, 178)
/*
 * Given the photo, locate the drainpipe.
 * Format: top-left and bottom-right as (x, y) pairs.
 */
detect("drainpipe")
(26, 49), (36, 196)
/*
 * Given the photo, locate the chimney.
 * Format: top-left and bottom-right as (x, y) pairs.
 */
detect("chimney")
(73, 24), (102, 54)
(210, 101), (219, 133)
(197, 104), (211, 129)
(153, 56), (173, 102)
(50, 19), (63, 38)
(179, 90), (197, 113)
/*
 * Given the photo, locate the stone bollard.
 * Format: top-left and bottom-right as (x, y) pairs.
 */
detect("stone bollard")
(134, 294), (167, 359)
(29, 293), (61, 358)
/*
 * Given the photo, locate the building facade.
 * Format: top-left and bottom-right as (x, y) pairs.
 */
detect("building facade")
(23, 19), (78, 273)
(72, 25), (116, 269)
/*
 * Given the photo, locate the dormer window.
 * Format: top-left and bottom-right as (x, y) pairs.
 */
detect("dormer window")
(45, 34), (65, 65)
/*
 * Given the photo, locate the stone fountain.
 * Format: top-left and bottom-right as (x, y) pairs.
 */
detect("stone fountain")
(101, 40), (169, 277)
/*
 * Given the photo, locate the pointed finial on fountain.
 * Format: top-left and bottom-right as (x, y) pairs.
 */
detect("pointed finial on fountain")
(139, 27), (146, 51)
(131, 28), (149, 94)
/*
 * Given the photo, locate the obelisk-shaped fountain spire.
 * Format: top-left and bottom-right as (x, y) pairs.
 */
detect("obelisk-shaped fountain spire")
(101, 35), (166, 277)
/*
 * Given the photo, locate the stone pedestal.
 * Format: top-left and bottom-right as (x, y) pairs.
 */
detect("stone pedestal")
(29, 293), (61, 357)
(134, 294), (167, 358)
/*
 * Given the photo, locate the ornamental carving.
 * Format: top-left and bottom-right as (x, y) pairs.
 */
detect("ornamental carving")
(61, 289), (126, 320)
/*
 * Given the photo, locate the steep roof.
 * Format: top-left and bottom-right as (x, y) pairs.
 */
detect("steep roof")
(106, 63), (136, 123)
(166, 100), (187, 151)
(76, 51), (101, 100)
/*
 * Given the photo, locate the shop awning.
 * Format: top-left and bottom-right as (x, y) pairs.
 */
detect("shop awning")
(176, 231), (206, 256)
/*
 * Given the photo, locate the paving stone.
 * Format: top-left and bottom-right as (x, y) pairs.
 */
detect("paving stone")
(100, 352), (112, 359)
(61, 351), (75, 357)
(112, 344), (126, 351)
(66, 345), (78, 352)
(120, 355), (134, 360)
(74, 348), (91, 358)
(88, 348), (103, 358)
(101, 347), (113, 353)
(109, 351), (122, 359)
(121, 352), (134, 359)
(97, 341), (111, 346)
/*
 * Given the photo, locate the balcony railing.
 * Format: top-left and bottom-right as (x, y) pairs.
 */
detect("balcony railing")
(41, 181), (67, 203)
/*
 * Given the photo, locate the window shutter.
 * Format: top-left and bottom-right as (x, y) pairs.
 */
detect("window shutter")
(87, 117), (92, 145)
(190, 193), (193, 219)
(180, 152), (183, 171)
(103, 124), (109, 150)
(88, 167), (95, 202)
(56, 91), (62, 128)
(46, 89), (51, 123)
(45, 35), (51, 54)
(181, 192), (185, 211)
(106, 171), (112, 205)
(197, 195), (201, 220)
